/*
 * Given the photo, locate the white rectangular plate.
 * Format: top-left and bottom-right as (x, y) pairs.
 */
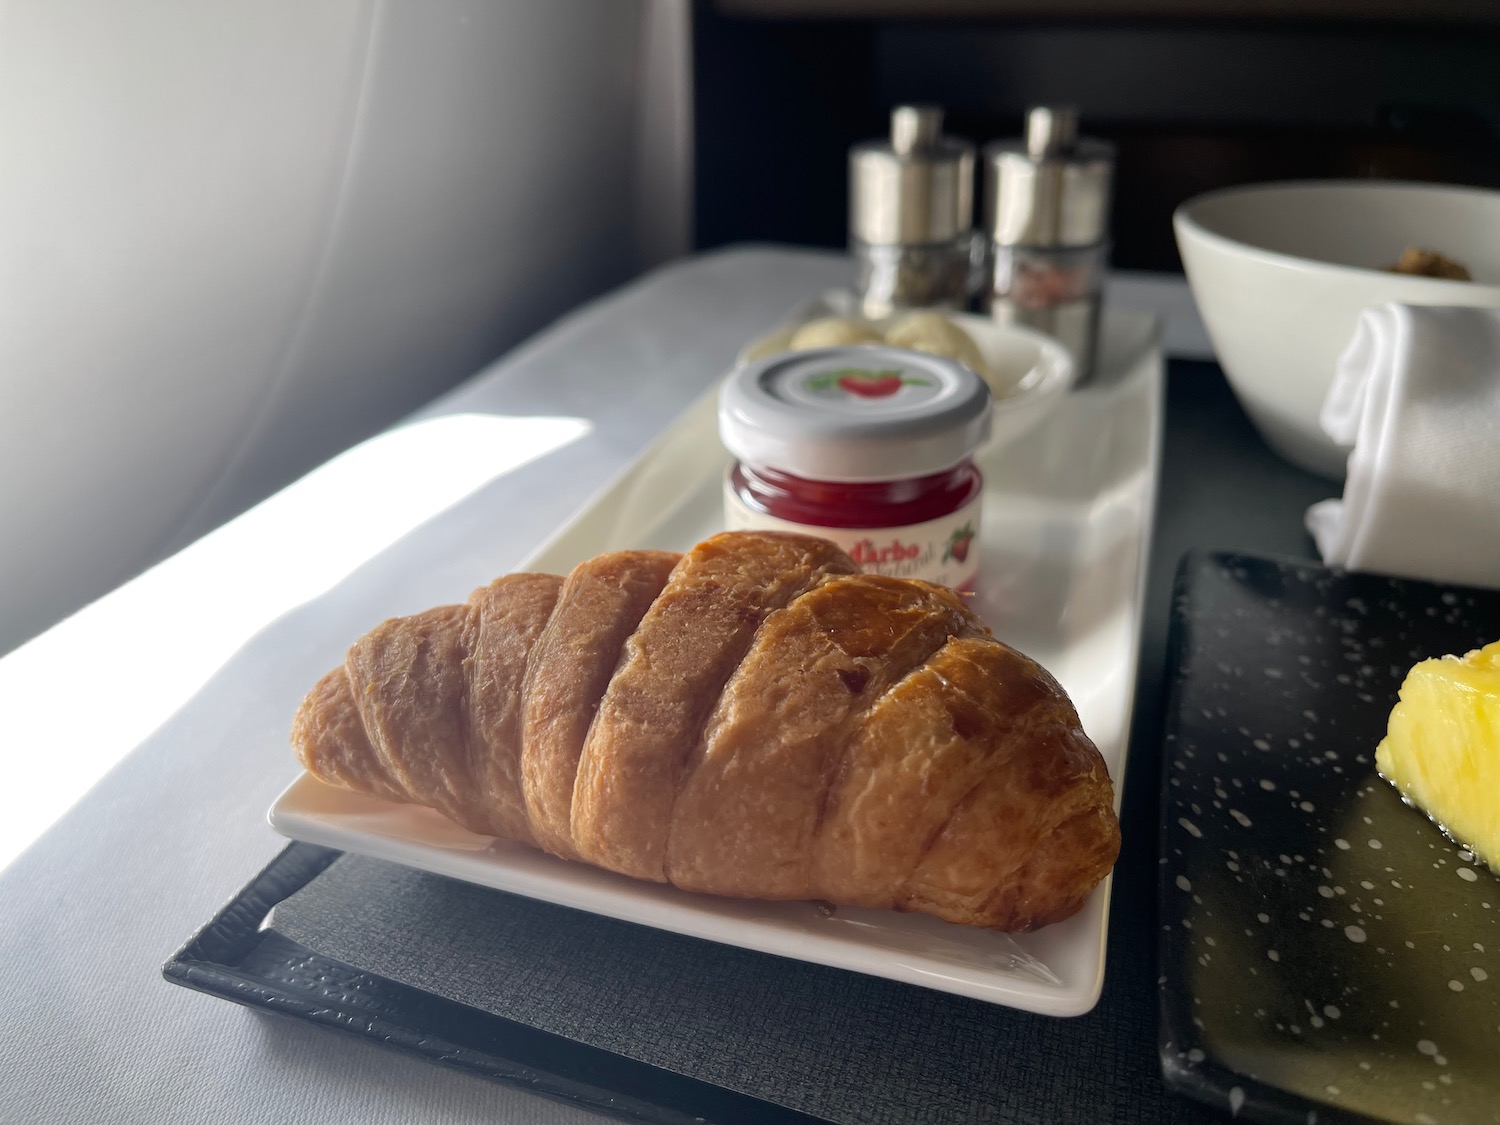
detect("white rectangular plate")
(271, 308), (1163, 1017)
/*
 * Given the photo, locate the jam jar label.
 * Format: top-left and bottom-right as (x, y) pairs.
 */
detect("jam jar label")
(723, 482), (982, 592)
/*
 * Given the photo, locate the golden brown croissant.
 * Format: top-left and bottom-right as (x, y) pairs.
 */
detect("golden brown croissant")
(292, 530), (1121, 931)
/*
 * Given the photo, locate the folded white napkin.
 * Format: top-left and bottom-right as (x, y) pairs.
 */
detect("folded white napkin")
(1305, 303), (1500, 590)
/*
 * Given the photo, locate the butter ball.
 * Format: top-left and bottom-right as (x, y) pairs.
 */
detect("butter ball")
(884, 312), (987, 379)
(788, 316), (883, 350)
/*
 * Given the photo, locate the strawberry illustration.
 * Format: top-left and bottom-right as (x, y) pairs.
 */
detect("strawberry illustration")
(805, 368), (933, 397)
(838, 371), (903, 397)
(944, 523), (975, 564)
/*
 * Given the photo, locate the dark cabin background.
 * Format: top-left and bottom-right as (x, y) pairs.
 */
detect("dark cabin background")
(691, 1), (1500, 272)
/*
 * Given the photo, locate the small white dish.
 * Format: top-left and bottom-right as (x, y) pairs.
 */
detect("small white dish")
(740, 291), (1077, 450)
(270, 308), (1162, 1018)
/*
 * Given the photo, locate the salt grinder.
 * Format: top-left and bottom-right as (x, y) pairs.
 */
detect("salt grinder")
(848, 105), (976, 319)
(982, 106), (1114, 379)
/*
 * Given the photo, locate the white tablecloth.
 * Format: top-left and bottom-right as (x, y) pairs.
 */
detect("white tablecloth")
(0, 247), (1201, 1124)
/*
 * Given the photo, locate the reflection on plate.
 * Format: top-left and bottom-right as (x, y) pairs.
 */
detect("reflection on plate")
(270, 309), (1162, 1019)
(1159, 551), (1500, 1125)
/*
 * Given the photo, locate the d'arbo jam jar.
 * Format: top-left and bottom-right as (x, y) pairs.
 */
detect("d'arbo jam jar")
(718, 344), (992, 590)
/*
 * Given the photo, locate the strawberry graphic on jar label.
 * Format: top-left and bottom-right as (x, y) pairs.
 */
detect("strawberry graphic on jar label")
(838, 370), (903, 397)
(805, 368), (933, 399)
(944, 522), (975, 564)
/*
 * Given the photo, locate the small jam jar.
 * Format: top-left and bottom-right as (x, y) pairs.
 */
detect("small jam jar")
(718, 344), (992, 590)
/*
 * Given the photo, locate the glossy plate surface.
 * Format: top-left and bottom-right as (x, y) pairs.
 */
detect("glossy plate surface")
(1159, 551), (1500, 1125)
(270, 309), (1163, 1017)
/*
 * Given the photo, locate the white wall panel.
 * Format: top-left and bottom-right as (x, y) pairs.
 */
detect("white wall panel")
(0, 0), (686, 655)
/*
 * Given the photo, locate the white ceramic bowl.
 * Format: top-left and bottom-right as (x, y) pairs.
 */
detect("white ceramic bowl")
(741, 294), (1077, 451)
(1174, 180), (1500, 478)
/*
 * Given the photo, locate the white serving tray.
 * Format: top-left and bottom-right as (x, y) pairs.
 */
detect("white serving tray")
(271, 307), (1163, 1017)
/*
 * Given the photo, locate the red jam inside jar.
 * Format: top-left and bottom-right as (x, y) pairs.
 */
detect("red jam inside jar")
(727, 461), (982, 529)
(718, 343), (992, 589)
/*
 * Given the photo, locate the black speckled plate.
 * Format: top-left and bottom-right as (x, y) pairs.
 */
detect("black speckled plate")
(1158, 552), (1500, 1125)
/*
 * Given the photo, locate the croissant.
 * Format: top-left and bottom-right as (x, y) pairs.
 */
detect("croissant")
(292, 530), (1121, 931)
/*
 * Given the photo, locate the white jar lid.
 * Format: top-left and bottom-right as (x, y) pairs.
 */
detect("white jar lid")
(719, 346), (992, 482)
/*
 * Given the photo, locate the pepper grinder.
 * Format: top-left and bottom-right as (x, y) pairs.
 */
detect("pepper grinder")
(982, 106), (1114, 379)
(848, 105), (977, 319)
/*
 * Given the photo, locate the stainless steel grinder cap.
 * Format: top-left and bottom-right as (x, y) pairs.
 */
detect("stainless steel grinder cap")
(849, 105), (975, 247)
(983, 106), (1114, 249)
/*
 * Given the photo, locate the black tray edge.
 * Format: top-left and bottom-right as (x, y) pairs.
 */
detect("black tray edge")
(163, 842), (834, 1125)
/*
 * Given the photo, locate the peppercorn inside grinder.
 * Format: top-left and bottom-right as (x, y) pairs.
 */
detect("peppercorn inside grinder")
(982, 106), (1115, 381)
(848, 105), (979, 319)
(718, 345), (992, 592)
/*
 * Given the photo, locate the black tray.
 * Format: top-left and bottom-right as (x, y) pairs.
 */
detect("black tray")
(1158, 551), (1500, 1125)
(165, 836), (1226, 1125)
